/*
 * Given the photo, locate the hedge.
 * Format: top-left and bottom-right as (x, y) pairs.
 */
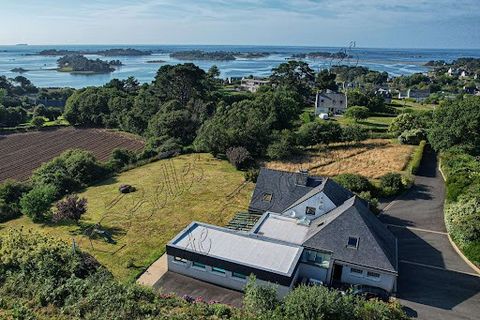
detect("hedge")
(408, 140), (427, 174)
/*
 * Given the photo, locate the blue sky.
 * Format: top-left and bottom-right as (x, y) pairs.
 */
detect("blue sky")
(0, 0), (478, 48)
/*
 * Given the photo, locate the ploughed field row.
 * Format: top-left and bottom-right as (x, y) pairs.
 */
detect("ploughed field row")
(0, 127), (144, 182)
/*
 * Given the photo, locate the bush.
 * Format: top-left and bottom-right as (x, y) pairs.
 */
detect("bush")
(53, 195), (87, 224)
(32, 149), (108, 196)
(341, 125), (368, 143)
(31, 116), (45, 128)
(398, 128), (426, 145)
(267, 130), (298, 160)
(108, 148), (137, 171)
(0, 180), (31, 222)
(334, 173), (374, 194)
(244, 168), (259, 183)
(226, 146), (253, 170)
(243, 275), (278, 315)
(408, 140), (426, 174)
(297, 121), (342, 147)
(379, 172), (405, 197)
(445, 195), (480, 245)
(345, 106), (370, 122)
(19, 184), (57, 222)
(358, 191), (379, 213)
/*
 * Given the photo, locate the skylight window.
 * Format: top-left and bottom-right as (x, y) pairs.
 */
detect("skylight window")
(347, 237), (359, 249)
(262, 193), (273, 202)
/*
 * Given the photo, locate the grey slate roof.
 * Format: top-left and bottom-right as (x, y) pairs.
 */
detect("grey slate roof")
(249, 168), (353, 213)
(303, 196), (397, 274)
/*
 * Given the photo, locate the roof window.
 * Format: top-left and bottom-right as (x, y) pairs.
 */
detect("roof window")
(347, 236), (359, 249)
(262, 193), (273, 202)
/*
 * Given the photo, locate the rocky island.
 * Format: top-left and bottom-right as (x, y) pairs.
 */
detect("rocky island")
(56, 54), (122, 74)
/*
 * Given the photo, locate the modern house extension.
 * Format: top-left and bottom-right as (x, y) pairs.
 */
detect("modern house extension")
(166, 168), (398, 297)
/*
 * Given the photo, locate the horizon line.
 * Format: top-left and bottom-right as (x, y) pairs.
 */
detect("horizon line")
(1, 43), (480, 51)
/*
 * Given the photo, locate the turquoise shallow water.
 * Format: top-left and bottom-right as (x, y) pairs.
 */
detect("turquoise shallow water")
(1, 45), (479, 88)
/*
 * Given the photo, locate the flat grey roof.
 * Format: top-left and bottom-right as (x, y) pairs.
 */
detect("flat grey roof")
(170, 222), (303, 276)
(252, 212), (310, 245)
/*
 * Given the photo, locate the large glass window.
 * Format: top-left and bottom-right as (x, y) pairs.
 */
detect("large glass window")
(232, 272), (247, 280)
(212, 266), (226, 275)
(367, 271), (380, 279)
(192, 262), (206, 269)
(304, 250), (330, 268)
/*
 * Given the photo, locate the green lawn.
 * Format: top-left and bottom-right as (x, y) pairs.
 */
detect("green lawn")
(334, 115), (395, 132)
(390, 98), (436, 111)
(0, 153), (254, 283)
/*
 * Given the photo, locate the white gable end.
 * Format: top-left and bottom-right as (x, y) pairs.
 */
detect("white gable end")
(282, 191), (336, 220)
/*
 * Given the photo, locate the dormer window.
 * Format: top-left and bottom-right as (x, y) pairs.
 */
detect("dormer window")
(305, 206), (316, 215)
(262, 193), (272, 202)
(347, 236), (359, 249)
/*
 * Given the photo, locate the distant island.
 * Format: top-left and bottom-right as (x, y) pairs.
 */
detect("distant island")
(10, 67), (29, 73)
(170, 50), (271, 61)
(291, 51), (351, 59)
(56, 54), (122, 74)
(38, 48), (151, 56)
(146, 60), (166, 63)
(170, 50), (236, 61)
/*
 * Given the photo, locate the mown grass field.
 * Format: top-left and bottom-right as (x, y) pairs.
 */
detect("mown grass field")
(267, 139), (415, 179)
(0, 153), (254, 282)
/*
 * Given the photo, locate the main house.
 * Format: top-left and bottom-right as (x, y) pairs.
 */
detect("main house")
(314, 90), (347, 115)
(166, 168), (398, 297)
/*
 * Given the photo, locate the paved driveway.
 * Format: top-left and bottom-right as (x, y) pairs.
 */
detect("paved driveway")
(380, 147), (480, 319)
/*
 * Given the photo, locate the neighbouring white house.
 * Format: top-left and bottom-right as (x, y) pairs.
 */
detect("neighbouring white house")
(314, 90), (347, 115)
(166, 168), (398, 298)
(240, 78), (269, 93)
(375, 88), (392, 104)
(398, 88), (430, 102)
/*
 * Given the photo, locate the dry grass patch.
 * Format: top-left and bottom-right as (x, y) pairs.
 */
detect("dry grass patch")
(1, 153), (253, 282)
(267, 139), (415, 179)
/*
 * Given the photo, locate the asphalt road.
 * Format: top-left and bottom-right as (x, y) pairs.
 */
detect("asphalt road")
(380, 147), (480, 320)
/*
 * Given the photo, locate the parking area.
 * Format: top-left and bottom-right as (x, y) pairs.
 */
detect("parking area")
(380, 148), (480, 319)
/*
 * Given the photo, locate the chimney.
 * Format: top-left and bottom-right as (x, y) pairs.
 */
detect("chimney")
(296, 169), (309, 186)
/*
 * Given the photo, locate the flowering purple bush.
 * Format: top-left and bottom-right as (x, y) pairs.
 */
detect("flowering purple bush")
(53, 195), (87, 223)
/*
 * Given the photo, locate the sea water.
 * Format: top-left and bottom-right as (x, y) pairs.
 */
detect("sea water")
(1, 44), (479, 88)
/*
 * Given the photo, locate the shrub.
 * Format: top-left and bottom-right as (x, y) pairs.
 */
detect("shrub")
(334, 173), (374, 194)
(31, 116), (45, 128)
(109, 148), (137, 171)
(0, 180), (31, 222)
(19, 184), (57, 222)
(243, 275), (278, 315)
(345, 106), (370, 122)
(297, 121), (342, 147)
(267, 130), (298, 160)
(341, 125), (368, 143)
(226, 146), (253, 170)
(379, 172), (405, 197)
(283, 284), (356, 320)
(32, 149), (108, 196)
(244, 168), (259, 183)
(445, 196), (480, 245)
(408, 140), (427, 174)
(53, 195), (87, 224)
(398, 128), (426, 145)
(358, 191), (379, 212)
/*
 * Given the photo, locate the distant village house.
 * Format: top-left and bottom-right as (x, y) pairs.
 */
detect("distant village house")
(240, 77), (269, 93)
(314, 90), (347, 115)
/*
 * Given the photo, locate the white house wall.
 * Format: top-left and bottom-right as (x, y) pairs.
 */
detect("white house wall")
(339, 263), (396, 292)
(283, 192), (336, 220)
(167, 255), (292, 298)
(297, 263), (329, 283)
